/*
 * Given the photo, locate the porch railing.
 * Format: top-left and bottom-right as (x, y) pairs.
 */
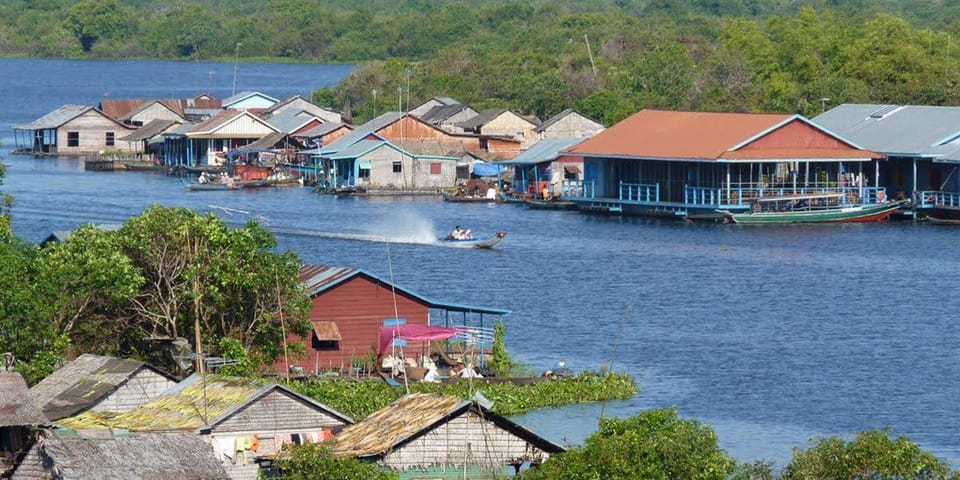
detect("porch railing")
(685, 185), (887, 207)
(619, 182), (659, 202)
(918, 190), (960, 209)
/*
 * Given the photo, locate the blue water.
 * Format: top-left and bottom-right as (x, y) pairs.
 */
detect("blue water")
(3, 59), (960, 470)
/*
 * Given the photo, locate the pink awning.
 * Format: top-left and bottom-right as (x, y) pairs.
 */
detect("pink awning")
(378, 324), (459, 356)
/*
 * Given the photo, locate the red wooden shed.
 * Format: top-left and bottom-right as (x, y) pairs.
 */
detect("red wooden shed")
(273, 265), (510, 375)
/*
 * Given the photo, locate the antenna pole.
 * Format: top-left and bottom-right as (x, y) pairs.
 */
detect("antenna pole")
(599, 303), (632, 423)
(585, 34), (598, 77)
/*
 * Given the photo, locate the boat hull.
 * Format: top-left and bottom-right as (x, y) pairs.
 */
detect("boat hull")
(719, 202), (905, 224)
(440, 232), (506, 249)
(442, 192), (496, 203)
(523, 199), (578, 210)
(187, 183), (239, 191)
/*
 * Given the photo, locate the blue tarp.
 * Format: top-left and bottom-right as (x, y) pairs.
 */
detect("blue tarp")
(472, 161), (505, 177)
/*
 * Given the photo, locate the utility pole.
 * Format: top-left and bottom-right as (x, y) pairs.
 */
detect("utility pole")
(584, 34), (598, 77)
(232, 42), (241, 96)
(405, 68), (411, 113)
(372, 89), (378, 118)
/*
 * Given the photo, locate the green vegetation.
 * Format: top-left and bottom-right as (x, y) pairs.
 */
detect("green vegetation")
(0, 205), (310, 383)
(270, 443), (397, 480)
(3, 1), (960, 122)
(291, 371), (636, 420)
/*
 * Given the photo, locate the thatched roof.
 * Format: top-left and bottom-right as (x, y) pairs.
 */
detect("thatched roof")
(0, 372), (48, 427)
(58, 374), (352, 431)
(30, 354), (176, 421)
(332, 393), (564, 459)
(13, 429), (228, 479)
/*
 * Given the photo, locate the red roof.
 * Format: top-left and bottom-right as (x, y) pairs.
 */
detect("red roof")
(567, 109), (878, 161)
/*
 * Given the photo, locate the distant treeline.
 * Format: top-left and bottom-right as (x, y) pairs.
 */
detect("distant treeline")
(5, 0), (960, 123)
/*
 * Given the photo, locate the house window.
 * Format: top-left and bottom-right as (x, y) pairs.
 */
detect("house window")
(359, 167), (370, 179)
(105, 132), (115, 147)
(67, 132), (79, 147)
(392, 161), (402, 173)
(430, 162), (442, 175)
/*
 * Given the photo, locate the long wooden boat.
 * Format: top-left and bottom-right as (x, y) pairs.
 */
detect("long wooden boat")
(439, 231), (507, 249)
(181, 165), (227, 174)
(717, 200), (906, 224)
(523, 199), (578, 211)
(187, 182), (240, 191)
(442, 191), (497, 203)
(927, 216), (960, 225)
(497, 191), (525, 204)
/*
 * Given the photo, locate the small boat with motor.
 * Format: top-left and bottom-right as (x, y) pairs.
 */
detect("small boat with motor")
(523, 198), (578, 211)
(440, 230), (507, 249)
(187, 182), (240, 191)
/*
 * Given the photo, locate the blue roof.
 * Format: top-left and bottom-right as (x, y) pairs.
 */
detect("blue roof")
(500, 137), (585, 166)
(328, 139), (386, 160)
(267, 110), (317, 133)
(318, 112), (402, 155)
(300, 265), (510, 315)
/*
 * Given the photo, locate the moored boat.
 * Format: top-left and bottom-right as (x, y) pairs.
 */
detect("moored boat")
(442, 191), (497, 203)
(718, 199), (907, 224)
(187, 182), (240, 191)
(523, 198), (578, 211)
(439, 231), (507, 249)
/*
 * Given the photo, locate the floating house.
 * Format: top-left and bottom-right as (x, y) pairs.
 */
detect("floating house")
(10, 430), (228, 480)
(57, 375), (352, 480)
(30, 354), (177, 421)
(260, 95), (342, 124)
(457, 108), (541, 149)
(13, 105), (137, 155)
(815, 104), (960, 211)
(100, 99), (187, 127)
(536, 108), (604, 140)
(118, 118), (183, 160)
(275, 265), (510, 375)
(500, 137), (586, 197)
(222, 91), (279, 111)
(564, 109), (882, 217)
(409, 96), (461, 117)
(161, 110), (279, 166)
(292, 122), (353, 149)
(332, 393), (564, 478)
(1, 373), (48, 476)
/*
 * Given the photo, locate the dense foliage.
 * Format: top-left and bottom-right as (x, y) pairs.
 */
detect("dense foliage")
(270, 443), (397, 480)
(522, 407), (736, 479)
(3, 1), (960, 122)
(0, 205), (310, 382)
(292, 371), (636, 420)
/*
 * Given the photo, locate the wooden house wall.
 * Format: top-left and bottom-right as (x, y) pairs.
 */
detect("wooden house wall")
(275, 276), (430, 374)
(485, 138), (522, 159)
(379, 410), (552, 470)
(541, 113), (604, 139)
(214, 390), (345, 434)
(130, 103), (183, 126)
(480, 113), (538, 149)
(8, 443), (44, 479)
(90, 369), (176, 414)
(740, 120), (851, 151)
(56, 111), (136, 155)
(378, 117), (482, 152)
(322, 127), (351, 145)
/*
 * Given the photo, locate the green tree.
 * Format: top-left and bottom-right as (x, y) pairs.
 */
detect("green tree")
(782, 429), (958, 480)
(271, 443), (397, 480)
(0, 160), (10, 239)
(522, 408), (735, 479)
(63, 0), (133, 52)
(490, 318), (513, 376)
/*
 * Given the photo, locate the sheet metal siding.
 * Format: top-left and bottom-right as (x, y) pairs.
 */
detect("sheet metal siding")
(380, 411), (551, 470)
(57, 111), (135, 154)
(540, 113), (604, 139)
(8, 445), (45, 479)
(214, 390), (346, 433)
(738, 119), (850, 151)
(205, 115), (275, 138)
(90, 369), (176, 414)
(277, 275), (430, 373)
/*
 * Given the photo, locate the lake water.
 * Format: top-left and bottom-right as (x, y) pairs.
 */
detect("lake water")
(2, 58), (960, 470)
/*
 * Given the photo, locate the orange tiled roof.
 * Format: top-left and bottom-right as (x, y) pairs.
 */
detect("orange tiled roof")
(567, 109), (877, 160)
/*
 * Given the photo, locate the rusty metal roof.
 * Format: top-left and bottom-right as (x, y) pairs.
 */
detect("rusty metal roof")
(119, 119), (181, 142)
(312, 321), (342, 341)
(0, 372), (48, 427)
(100, 99), (148, 120)
(567, 109), (876, 161)
(15, 104), (93, 130)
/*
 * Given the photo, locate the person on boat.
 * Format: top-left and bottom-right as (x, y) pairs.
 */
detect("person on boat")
(198, 172), (208, 184)
(448, 225), (464, 240)
(464, 229), (473, 239)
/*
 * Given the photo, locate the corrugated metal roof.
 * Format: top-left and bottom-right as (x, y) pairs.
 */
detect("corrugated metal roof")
(457, 108), (508, 129)
(815, 104), (960, 156)
(100, 99), (148, 120)
(244, 131), (305, 150)
(421, 104), (476, 124)
(312, 321), (342, 341)
(299, 265), (510, 315)
(568, 109), (873, 161)
(119, 119), (180, 142)
(164, 122), (198, 136)
(296, 122), (351, 138)
(500, 137), (585, 165)
(0, 372), (48, 427)
(333, 393), (563, 459)
(15, 104), (93, 130)
(30, 354), (175, 421)
(267, 109), (319, 133)
(329, 139), (385, 159)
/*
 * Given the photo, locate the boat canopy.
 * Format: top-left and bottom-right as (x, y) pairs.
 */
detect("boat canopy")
(472, 161), (505, 177)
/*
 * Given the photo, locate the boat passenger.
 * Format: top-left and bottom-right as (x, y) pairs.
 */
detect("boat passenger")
(449, 225), (464, 240)
(464, 229), (473, 239)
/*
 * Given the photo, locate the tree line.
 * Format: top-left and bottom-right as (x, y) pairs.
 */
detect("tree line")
(3, 1), (960, 124)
